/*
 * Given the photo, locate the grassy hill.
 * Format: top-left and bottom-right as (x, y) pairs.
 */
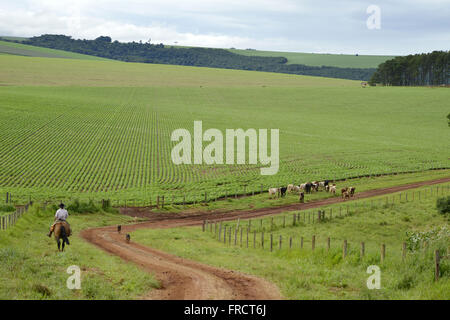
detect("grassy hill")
(0, 40), (110, 60)
(0, 54), (448, 204)
(0, 54), (356, 87)
(169, 45), (394, 68)
(0, 205), (158, 299)
(228, 48), (395, 68)
(2, 36), (393, 68)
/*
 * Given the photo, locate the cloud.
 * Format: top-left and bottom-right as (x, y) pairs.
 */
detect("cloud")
(0, 0), (448, 55)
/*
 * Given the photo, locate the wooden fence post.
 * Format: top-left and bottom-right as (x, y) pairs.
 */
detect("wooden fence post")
(270, 234), (273, 252)
(246, 228), (249, 248)
(289, 237), (293, 250)
(223, 226), (227, 244)
(381, 244), (386, 263)
(360, 242), (365, 259)
(202, 220), (205, 232)
(261, 232), (264, 249)
(312, 235), (315, 251)
(435, 250), (440, 281)
(279, 235), (282, 250)
(240, 227), (243, 246)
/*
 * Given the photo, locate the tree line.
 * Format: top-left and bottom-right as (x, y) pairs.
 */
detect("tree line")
(369, 51), (449, 86)
(15, 35), (376, 81)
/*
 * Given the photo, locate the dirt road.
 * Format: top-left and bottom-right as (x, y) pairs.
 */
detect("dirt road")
(80, 176), (450, 300)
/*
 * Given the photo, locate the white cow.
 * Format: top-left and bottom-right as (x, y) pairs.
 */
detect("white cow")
(287, 184), (294, 193)
(329, 185), (336, 195)
(268, 188), (279, 198)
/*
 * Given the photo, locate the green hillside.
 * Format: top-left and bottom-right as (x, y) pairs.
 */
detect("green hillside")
(0, 54), (356, 87)
(228, 48), (395, 68)
(0, 40), (110, 60)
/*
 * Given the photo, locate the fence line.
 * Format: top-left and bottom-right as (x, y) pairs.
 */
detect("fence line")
(202, 184), (450, 281)
(0, 203), (31, 231)
(3, 171), (449, 208)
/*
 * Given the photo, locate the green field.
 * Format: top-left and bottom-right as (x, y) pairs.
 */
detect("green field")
(1, 37), (393, 68)
(228, 48), (395, 68)
(0, 40), (110, 61)
(0, 205), (158, 299)
(133, 183), (450, 299)
(0, 54), (449, 203)
(169, 45), (394, 68)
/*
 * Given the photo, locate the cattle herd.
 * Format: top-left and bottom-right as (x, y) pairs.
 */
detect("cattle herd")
(268, 180), (356, 201)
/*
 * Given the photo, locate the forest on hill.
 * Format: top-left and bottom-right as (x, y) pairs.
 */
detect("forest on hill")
(17, 35), (376, 81)
(370, 51), (449, 86)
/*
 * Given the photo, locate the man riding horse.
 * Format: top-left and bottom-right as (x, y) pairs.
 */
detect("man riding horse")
(48, 203), (71, 242)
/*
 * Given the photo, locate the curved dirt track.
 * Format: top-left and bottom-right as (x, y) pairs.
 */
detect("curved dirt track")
(81, 176), (450, 300)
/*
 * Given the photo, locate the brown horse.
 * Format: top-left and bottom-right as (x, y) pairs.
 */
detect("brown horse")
(53, 222), (71, 252)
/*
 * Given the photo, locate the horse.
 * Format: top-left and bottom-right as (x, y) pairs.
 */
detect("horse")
(53, 222), (71, 252)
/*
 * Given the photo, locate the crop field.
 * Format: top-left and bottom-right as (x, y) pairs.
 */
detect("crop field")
(0, 54), (449, 203)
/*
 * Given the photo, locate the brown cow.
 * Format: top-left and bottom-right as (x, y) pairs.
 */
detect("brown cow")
(342, 191), (350, 200)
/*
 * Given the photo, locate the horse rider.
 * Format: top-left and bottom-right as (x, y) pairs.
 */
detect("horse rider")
(47, 203), (71, 238)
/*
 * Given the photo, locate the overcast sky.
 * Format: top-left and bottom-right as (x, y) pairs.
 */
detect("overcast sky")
(0, 0), (449, 55)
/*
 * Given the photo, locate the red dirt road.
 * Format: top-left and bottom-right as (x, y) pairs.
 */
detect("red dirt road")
(80, 176), (450, 300)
